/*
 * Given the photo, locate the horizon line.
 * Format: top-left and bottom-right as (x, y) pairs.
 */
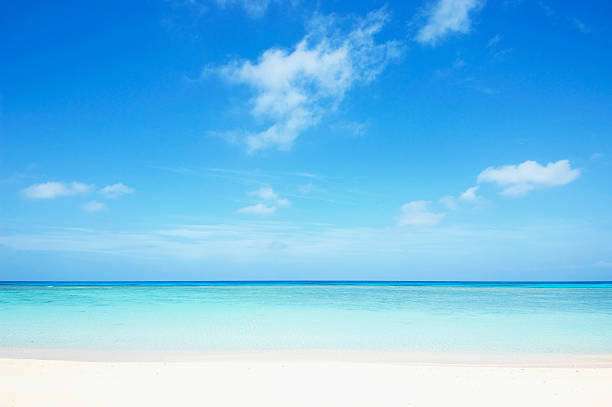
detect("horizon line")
(2, 280), (611, 284)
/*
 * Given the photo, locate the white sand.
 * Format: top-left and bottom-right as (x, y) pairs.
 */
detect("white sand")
(2, 354), (612, 406)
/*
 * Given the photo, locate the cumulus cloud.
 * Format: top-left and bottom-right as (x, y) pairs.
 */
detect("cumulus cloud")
(236, 203), (277, 215)
(99, 183), (135, 199)
(21, 182), (92, 199)
(477, 159), (580, 197)
(459, 185), (480, 202)
(398, 200), (445, 226)
(83, 200), (106, 213)
(439, 186), (480, 209)
(415, 0), (484, 46)
(251, 186), (280, 201)
(241, 186), (290, 215)
(217, 8), (402, 152)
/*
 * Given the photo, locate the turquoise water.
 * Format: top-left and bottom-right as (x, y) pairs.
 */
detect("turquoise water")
(1, 282), (611, 354)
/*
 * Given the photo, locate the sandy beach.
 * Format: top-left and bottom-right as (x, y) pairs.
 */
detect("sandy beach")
(2, 354), (611, 406)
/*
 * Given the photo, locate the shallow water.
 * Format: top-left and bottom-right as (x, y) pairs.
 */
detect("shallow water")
(1, 282), (611, 354)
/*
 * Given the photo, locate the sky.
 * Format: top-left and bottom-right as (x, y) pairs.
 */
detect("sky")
(1, 0), (611, 281)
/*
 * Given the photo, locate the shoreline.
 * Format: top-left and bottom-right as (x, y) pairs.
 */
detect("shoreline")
(2, 347), (612, 367)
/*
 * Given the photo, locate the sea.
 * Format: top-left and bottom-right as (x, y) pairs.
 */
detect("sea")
(1, 281), (611, 355)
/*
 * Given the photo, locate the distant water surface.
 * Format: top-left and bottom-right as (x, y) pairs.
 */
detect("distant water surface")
(1, 282), (611, 354)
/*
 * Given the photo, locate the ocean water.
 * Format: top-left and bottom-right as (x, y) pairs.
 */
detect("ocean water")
(1, 282), (611, 354)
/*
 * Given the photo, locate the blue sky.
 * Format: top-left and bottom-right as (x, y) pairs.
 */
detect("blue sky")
(1, 0), (611, 280)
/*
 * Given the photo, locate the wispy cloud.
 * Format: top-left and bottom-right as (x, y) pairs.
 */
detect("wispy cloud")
(595, 260), (612, 268)
(398, 200), (445, 226)
(213, 0), (290, 18)
(83, 200), (106, 213)
(21, 182), (92, 199)
(99, 183), (135, 199)
(236, 203), (277, 215)
(2, 220), (601, 274)
(177, 0), (293, 19)
(331, 120), (369, 137)
(487, 34), (500, 47)
(439, 195), (458, 210)
(238, 186), (291, 214)
(415, 0), (484, 46)
(216, 8), (403, 152)
(478, 159), (581, 196)
(538, 2), (591, 34)
(298, 183), (313, 195)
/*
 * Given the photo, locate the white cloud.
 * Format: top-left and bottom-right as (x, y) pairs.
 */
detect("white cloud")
(440, 186), (480, 209)
(236, 203), (277, 215)
(398, 200), (445, 226)
(459, 185), (480, 202)
(83, 200), (106, 213)
(243, 186), (290, 214)
(415, 0), (484, 46)
(439, 195), (458, 209)
(251, 186), (279, 201)
(218, 9), (402, 152)
(477, 159), (581, 197)
(21, 182), (92, 199)
(99, 183), (135, 199)
(276, 198), (291, 208)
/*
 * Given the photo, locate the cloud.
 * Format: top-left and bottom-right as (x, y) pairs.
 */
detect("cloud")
(21, 182), (92, 199)
(477, 159), (580, 196)
(251, 186), (279, 201)
(177, 0), (289, 19)
(1, 220), (609, 279)
(595, 260), (612, 268)
(415, 0), (484, 46)
(440, 186), (480, 209)
(439, 195), (458, 209)
(538, 3), (591, 34)
(398, 200), (445, 226)
(487, 34), (500, 47)
(99, 183), (135, 199)
(242, 186), (291, 214)
(298, 183), (313, 195)
(276, 198), (291, 207)
(83, 200), (106, 213)
(332, 120), (368, 137)
(213, 0), (287, 18)
(236, 203), (277, 215)
(459, 185), (480, 202)
(217, 8), (402, 152)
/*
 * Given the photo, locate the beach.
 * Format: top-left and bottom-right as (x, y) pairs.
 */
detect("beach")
(2, 354), (612, 406)
(2, 283), (611, 405)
